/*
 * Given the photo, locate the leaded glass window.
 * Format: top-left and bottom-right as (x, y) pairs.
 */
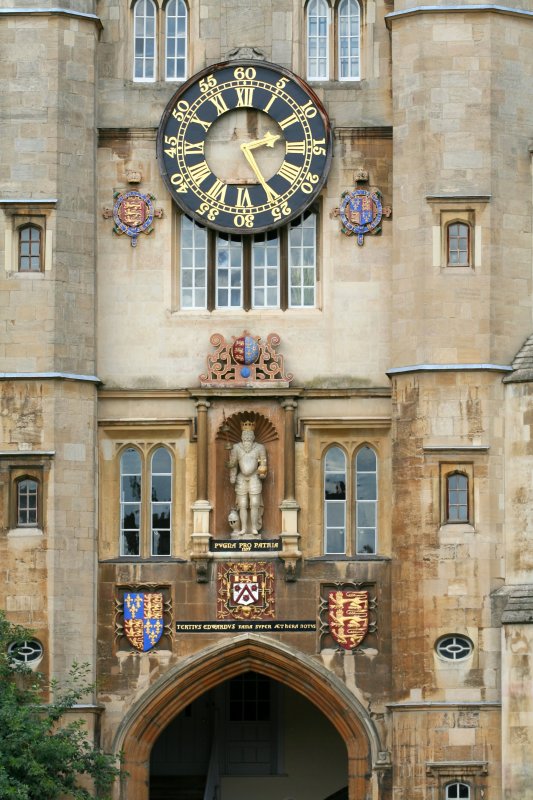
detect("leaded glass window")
(324, 446), (347, 554)
(133, 0), (156, 81)
(307, 0), (329, 80)
(151, 448), (172, 556)
(289, 211), (316, 308)
(120, 448), (142, 556)
(355, 446), (377, 554)
(338, 0), (360, 80)
(165, 0), (187, 81)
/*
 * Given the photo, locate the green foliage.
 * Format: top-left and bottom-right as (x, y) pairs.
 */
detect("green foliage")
(0, 612), (121, 800)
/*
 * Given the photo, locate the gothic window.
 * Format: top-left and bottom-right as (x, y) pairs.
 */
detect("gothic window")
(165, 0), (187, 81)
(338, 0), (360, 80)
(447, 221), (470, 267)
(18, 224), (42, 272)
(120, 446), (174, 557)
(446, 472), (468, 523)
(133, 0), (157, 81)
(307, 0), (329, 80)
(16, 478), (39, 527)
(324, 446), (347, 554)
(179, 211), (317, 311)
(445, 782), (471, 799)
(151, 447), (172, 556)
(120, 447), (142, 556)
(355, 446), (377, 554)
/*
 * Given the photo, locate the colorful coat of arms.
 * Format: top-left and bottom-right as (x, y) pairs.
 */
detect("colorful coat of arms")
(328, 590), (369, 650)
(123, 592), (164, 651)
(111, 190), (159, 247)
(339, 189), (383, 246)
(217, 562), (275, 620)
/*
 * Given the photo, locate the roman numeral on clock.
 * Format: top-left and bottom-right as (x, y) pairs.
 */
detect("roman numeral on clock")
(277, 161), (301, 183)
(236, 87), (254, 107)
(206, 179), (227, 203)
(183, 141), (204, 155)
(209, 93), (229, 117)
(188, 161), (212, 185)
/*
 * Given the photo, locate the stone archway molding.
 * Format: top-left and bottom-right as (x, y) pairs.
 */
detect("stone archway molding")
(114, 634), (389, 800)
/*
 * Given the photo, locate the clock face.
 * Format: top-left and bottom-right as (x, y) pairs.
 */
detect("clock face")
(157, 60), (332, 233)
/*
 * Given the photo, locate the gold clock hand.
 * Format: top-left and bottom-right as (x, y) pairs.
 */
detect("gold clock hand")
(240, 141), (279, 203)
(244, 131), (281, 151)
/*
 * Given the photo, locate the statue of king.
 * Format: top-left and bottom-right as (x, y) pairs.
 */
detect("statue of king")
(228, 420), (268, 537)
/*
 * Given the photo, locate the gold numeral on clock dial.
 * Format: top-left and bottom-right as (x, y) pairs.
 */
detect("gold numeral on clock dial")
(206, 179), (227, 203)
(209, 93), (229, 117)
(235, 186), (252, 208)
(263, 94), (276, 114)
(236, 87), (255, 107)
(286, 141), (306, 155)
(190, 115), (211, 132)
(184, 141), (204, 155)
(277, 161), (301, 183)
(170, 173), (188, 193)
(279, 113), (298, 130)
(188, 161), (212, 185)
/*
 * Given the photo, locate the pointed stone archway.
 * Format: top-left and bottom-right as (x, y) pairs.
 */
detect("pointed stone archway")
(113, 634), (388, 800)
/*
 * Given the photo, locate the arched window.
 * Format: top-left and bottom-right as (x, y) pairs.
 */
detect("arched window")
(133, 0), (157, 81)
(307, 0), (329, 81)
(17, 478), (39, 526)
(120, 448), (142, 556)
(324, 446), (347, 554)
(446, 472), (468, 522)
(355, 446), (377, 554)
(151, 447), (172, 556)
(447, 221), (470, 266)
(445, 782), (470, 799)
(165, 0), (187, 81)
(18, 224), (42, 272)
(338, 0), (360, 80)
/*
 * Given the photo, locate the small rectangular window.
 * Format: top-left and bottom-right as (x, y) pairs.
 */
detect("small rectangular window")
(216, 234), (243, 309)
(252, 231), (280, 309)
(19, 225), (42, 272)
(289, 212), (316, 308)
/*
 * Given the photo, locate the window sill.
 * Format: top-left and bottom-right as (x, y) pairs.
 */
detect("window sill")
(439, 522), (475, 535)
(8, 527), (43, 538)
(307, 554), (390, 562)
(169, 306), (323, 317)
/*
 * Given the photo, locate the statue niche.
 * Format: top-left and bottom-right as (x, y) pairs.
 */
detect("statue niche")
(214, 411), (280, 539)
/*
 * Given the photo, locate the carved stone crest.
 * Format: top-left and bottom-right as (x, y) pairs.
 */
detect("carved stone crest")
(319, 582), (377, 652)
(200, 331), (292, 386)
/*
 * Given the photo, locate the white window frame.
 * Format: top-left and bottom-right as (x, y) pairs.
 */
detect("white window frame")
(252, 231), (280, 309)
(133, 0), (157, 83)
(307, 0), (330, 81)
(216, 234), (243, 310)
(165, 0), (188, 82)
(338, 0), (361, 81)
(289, 212), (317, 308)
(180, 216), (208, 310)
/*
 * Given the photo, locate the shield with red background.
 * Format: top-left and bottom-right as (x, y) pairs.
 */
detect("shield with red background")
(328, 590), (369, 650)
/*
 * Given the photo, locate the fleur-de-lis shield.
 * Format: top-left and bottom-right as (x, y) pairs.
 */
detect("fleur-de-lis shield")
(123, 592), (164, 652)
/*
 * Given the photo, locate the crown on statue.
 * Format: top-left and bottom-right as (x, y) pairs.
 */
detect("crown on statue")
(241, 420), (256, 432)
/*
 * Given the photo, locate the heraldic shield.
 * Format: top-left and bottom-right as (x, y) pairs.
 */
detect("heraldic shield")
(328, 590), (369, 650)
(124, 592), (164, 652)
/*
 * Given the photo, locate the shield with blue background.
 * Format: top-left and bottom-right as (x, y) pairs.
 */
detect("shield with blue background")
(124, 592), (164, 652)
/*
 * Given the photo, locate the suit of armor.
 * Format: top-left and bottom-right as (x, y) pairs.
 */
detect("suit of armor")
(228, 428), (267, 536)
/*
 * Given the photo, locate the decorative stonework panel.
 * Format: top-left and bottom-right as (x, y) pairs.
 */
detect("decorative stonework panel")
(200, 332), (292, 386)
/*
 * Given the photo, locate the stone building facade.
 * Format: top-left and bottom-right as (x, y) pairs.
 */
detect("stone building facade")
(1, 1), (533, 798)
